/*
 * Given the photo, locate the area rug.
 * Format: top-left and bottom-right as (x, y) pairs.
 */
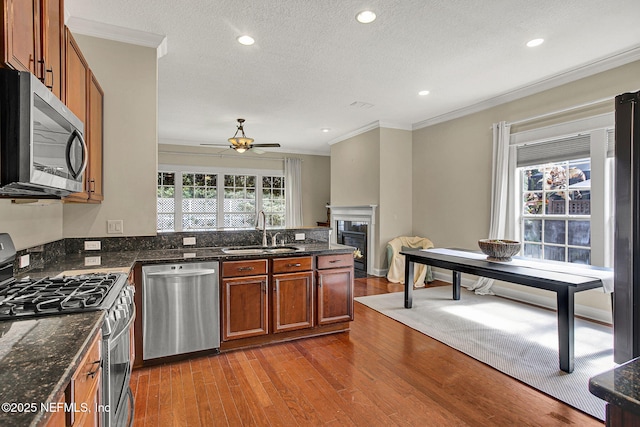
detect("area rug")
(355, 287), (615, 420)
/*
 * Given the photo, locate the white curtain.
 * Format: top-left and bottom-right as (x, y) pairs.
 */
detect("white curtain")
(284, 157), (303, 227)
(466, 121), (511, 295)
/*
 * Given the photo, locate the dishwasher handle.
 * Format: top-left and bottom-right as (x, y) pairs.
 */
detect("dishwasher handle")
(145, 268), (217, 278)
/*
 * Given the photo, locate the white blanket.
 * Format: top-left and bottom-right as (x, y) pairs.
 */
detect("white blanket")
(387, 236), (434, 287)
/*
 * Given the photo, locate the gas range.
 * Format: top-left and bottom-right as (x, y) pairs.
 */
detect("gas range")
(0, 273), (128, 320)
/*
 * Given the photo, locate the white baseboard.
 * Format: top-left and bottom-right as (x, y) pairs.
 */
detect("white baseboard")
(372, 267), (387, 277)
(432, 270), (612, 324)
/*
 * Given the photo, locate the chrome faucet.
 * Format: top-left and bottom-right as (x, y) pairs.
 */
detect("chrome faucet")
(271, 232), (281, 247)
(256, 210), (267, 246)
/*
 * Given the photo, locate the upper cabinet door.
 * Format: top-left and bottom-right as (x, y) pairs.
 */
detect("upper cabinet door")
(1, 0), (40, 74)
(40, 0), (64, 98)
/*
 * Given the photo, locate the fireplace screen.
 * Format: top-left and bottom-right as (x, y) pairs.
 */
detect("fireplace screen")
(336, 221), (367, 277)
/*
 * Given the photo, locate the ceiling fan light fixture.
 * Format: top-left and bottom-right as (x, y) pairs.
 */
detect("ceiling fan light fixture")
(234, 146), (248, 153)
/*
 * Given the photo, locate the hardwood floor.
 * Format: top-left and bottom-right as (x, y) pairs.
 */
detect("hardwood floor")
(131, 277), (603, 426)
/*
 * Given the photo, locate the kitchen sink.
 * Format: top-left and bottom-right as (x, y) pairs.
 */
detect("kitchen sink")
(221, 246), (300, 255)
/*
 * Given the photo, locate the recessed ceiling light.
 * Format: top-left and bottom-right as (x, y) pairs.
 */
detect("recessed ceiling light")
(356, 10), (376, 24)
(237, 35), (255, 46)
(418, 90), (430, 96)
(526, 38), (544, 47)
(321, 128), (331, 133)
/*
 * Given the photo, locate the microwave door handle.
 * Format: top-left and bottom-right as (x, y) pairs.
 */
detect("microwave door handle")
(65, 129), (88, 179)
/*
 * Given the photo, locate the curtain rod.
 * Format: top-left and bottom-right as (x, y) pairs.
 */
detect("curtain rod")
(506, 96), (613, 127)
(158, 150), (293, 162)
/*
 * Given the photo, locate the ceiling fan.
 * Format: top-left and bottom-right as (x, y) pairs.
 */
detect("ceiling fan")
(200, 118), (281, 153)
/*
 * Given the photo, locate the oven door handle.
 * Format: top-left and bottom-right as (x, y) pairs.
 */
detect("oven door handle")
(107, 304), (136, 345)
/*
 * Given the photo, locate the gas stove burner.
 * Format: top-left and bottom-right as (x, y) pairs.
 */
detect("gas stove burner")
(0, 273), (127, 320)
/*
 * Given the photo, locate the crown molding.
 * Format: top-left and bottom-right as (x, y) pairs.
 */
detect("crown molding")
(327, 120), (411, 145)
(413, 45), (640, 130)
(66, 17), (168, 58)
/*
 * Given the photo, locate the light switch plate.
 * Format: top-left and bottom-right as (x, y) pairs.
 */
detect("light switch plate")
(84, 241), (101, 250)
(183, 237), (196, 245)
(107, 220), (124, 234)
(295, 233), (305, 241)
(84, 256), (101, 266)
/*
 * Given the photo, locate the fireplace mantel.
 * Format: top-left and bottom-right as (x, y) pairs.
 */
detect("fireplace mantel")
(327, 205), (377, 275)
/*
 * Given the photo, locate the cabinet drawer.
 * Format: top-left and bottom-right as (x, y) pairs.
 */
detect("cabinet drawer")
(223, 259), (268, 277)
(272, 256), (312, 274)
(71, 330), (101, 414)
(317, 253), (353, 269)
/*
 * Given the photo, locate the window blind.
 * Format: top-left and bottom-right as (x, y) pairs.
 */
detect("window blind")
(516, 135), (590, 167)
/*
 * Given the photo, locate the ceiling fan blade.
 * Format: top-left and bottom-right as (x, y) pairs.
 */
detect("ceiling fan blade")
(251, 143), (281, 148)
(252, 148), (266, 154)
(200, 143), (231, 147)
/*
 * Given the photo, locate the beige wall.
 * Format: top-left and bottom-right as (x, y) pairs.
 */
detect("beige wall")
(330, 128), (380, 206)
(330, 127), (413, 271)
(158, 144), (330, 226)
(63, 35), (158, 237)
(0, 200), (63, 250)
(412, 59), (640, 315)
(379, 128), (413, 267)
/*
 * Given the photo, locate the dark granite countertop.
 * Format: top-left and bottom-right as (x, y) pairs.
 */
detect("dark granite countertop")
(17, 243), (354, 277)
(590, 357), (640, 416)
(135, 242), (354, 264)
(0, 311), (105, 427)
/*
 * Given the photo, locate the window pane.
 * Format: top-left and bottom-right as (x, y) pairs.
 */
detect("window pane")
(544, 220), (565, 244)
(568, 220), (590, 246)
(523, 192), (543, 215)
(544, 246), (565, 262)
(523, 243), (542, 259)
(523, 219), (542, 242)
(568, 248), (590, 264)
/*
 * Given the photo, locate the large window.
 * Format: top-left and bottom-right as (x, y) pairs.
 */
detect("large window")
(520, 159), (591, 263)
(510, 117), (614, 268)
(157, 169), (285, 232)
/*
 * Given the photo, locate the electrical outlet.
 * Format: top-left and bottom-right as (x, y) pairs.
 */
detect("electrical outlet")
(295, 233), (305, 241)
(107, 220), (124, 234)
(84, 256), (101, 266)
(19, 254), (30, 268)
(183, 237), (196, 246)
(84, 241), (101, 250)
(183, 252), (196, 259)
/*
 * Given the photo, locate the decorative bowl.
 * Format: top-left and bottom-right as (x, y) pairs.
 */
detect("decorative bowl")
(478, 239), (521, 262)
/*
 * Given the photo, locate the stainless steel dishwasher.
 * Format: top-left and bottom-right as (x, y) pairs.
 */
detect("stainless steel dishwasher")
(142, 261), (219, 360)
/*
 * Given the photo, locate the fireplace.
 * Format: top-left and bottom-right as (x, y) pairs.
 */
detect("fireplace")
(339, 226), (367, 277)
(328, 205), (377, 277)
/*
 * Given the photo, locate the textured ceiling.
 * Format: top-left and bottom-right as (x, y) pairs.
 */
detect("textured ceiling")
(65, 0), (640, 155)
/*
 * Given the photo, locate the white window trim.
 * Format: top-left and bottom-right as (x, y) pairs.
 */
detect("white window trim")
(158, 164), (285, 232)
(508, 112), (614, 267)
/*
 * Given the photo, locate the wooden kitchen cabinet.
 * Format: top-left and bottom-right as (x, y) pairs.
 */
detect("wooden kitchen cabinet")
(63, 328), (102, 427)
(271, 256), (314, 333)
(316, 254), (354, 325)
(64, 28), (104, 203)
(222, 259), (269, 341)
(0, 0), (64, 97)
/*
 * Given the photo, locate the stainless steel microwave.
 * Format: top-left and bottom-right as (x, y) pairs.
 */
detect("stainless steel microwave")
(0, 69), (87, 197)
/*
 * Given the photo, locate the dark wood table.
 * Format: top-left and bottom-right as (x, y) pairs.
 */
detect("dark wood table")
(401, 248), (611, 373)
